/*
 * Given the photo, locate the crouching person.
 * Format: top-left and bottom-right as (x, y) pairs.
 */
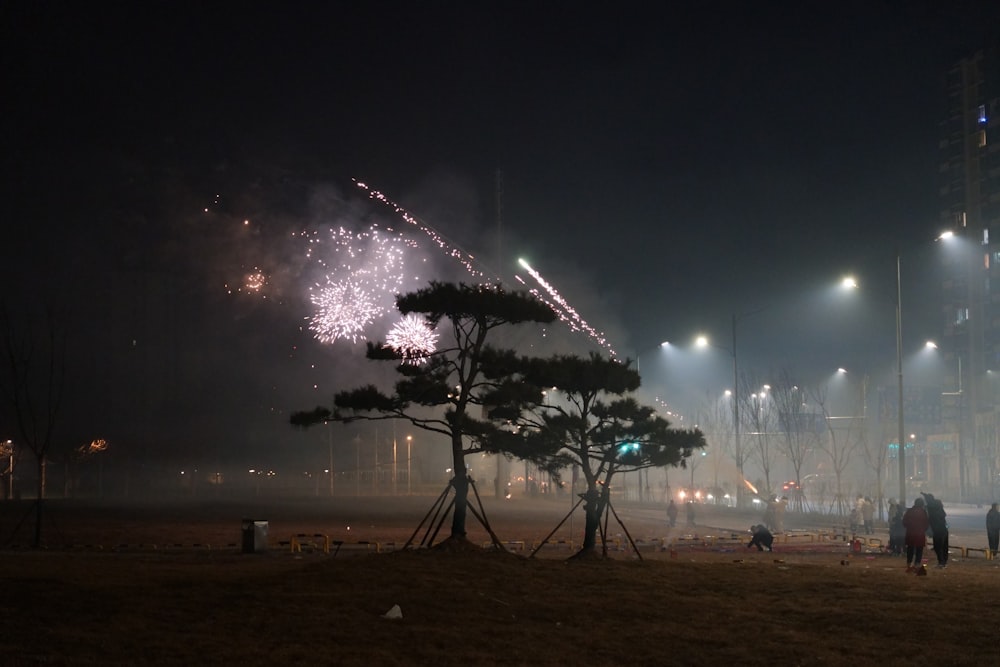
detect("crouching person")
(748, 524), (774, 552)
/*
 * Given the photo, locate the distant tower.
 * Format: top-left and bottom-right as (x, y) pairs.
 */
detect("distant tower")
(938, 40), (1000, 500)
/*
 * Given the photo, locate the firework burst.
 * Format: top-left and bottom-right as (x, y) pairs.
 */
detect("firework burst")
(309, 278), (384, 343)
(385, 314), (438, 364)
(304, 225), (419, 343)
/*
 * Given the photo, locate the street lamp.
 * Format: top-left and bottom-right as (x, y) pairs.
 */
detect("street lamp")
(326, 420), (334, 497)
(634, 341), (669, 376)
(697, 329), (744, 504)
(695, 309), (765, 507)
(895, 253), (906, 507)
(926, 339), (965, 501)
(843, 262), (907, 507)
(406, 435), (412, 495)
(937, 229), (977, 502)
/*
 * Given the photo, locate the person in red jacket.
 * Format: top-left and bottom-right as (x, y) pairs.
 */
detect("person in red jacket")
(902, 496), (930, 573)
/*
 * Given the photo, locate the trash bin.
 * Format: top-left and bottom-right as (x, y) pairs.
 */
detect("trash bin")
(241, 519), (269, 553)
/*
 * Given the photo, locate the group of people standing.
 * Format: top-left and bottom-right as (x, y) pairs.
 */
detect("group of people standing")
(849, 495), (876, 535)
(667, 490), (1000, 563)
(665, 499), (696, 528)
(886, 494), (1000, 567)
(893, 492), (950, 571)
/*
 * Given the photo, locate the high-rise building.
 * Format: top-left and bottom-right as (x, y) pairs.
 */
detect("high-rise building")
(938, 40), (1000, 501)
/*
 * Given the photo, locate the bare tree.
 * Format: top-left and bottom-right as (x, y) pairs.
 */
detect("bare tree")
(809, 381), (863, 516)
(689, 390), (732, 500)
(740, 372), (780, 499)
(854, 375), (892, 519)
(770, 369), (819, 512)
(727, 369), (754, 503)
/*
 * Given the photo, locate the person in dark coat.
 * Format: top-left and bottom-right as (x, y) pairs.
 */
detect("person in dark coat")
(887, 505), (905, 556)
(666, 499), (678, 528)
(748, 524), (774, 552)
(921, 492), (949, 568)
(986, 503), (1000, 557)
(902, 496), (930, 572)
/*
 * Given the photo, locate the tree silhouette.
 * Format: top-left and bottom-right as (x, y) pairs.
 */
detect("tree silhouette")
(290, 282), (555, 546)
(485, 352), (705, 558)
(770, 369), (820, 512)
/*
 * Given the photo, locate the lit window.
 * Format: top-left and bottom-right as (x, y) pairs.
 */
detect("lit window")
(979, 129), (987, 148)
(979, 104), (988, 124)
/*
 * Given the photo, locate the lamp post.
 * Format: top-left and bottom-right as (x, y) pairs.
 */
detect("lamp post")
(406, 435), (412, 495)
(939, 229), (975, 502)
(697, 309), (764, 507)
(327, 420), (334, 497)
(844, 260), (907, 508)
(895, 253), (907, 507)
(927, 340), (965, 502)
(729, 315), (742, 507)
(634, 341), (669, 378)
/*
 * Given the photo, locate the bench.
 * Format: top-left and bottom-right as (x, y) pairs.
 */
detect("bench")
(960, 546), (992, 560)
(287, 533), (331, 554)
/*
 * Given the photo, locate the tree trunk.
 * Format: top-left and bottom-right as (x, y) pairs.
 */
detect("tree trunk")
(579, 487), (603, 553)
(451, 471), (469, 538)
(449, 433), (469, 539)
(34, 457), (45, 547)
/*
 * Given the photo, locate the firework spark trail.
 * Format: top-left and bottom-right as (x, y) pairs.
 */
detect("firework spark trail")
(354, 179), (493, 280)
(515, 258), (618, 359)
(354, 181), (617, 357)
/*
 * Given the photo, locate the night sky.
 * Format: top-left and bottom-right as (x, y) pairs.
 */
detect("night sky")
(2, 2), (1000, 472)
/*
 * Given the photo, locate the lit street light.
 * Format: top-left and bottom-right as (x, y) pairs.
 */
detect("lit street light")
(937, 229), (978, 502)
(696, 308), (765, 507)
(406, 435), (412, 495)
(925, 339), (966, 501)
(843, 252), (907, 507)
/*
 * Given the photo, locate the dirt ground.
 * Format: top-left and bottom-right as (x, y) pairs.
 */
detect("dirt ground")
(3, 496), (999, 666)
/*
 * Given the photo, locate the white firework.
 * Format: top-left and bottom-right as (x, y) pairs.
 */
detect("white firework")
(305, 224), (418, 344)
(309, 278), (383, 343)
(385, 314), (438, 364)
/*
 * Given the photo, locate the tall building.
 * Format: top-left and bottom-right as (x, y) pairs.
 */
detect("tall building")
(938, 40), (1000, 501)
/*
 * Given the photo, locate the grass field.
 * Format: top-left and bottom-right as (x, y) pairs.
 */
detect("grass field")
(2, 496), (998, 666)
